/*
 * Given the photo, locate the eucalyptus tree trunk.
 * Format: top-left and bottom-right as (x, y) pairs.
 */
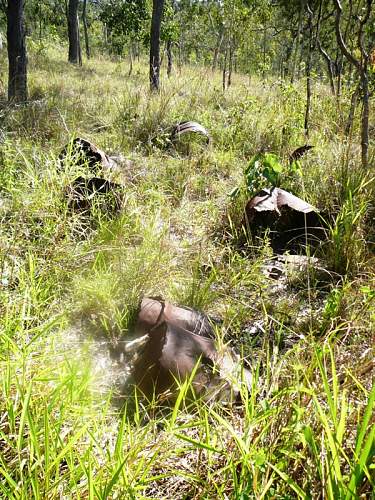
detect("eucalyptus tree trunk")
(7, 0), (27, 102)
(222, 45), (228, 91)
(227, 40), (234, 88)
(304, 6), (313, 137)
(212, 30), (223, 72)
(333, 0), (372, 169)
(166, 40), (172, 77)
(128, 42), (133, 76)
(150, 0), (165, 92)
(68, 0), (81, 65)
(82, 0), (90, 59)
(290, 0), (305, 83)
(317, 40), (336, 94)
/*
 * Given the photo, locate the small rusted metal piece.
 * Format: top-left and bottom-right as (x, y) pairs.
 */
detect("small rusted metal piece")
(136, 297), (214, 338)
(289, 144), (314, 163)
(66, 176), (123, 211)
(171, 121), (210, 144)
(59, 137), (116, 173)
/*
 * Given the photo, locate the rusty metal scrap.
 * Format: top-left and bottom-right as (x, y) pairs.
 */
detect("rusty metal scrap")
(128, 297), (250, 402)
(246, 187), (317, 218)
(66, 176), (123, 211)
(289, 144), (314, 163)
(59, 137), (116, 173)
(171, 121), (210, 144)
(136, 297), (215, 338)
(244, 187), (324, 252)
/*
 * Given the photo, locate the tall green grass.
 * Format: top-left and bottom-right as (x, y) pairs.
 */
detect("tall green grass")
(0, 40), (373, 498)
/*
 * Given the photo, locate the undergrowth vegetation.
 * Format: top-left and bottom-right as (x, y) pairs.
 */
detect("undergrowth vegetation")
(0, 43), (374, 499)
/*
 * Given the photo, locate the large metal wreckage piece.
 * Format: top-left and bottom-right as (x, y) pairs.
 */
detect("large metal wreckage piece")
(244, 186), (326, 252)
(60, 138), (125, 211)
(59, 137), (117, 174)
(115, 297), (251, 404)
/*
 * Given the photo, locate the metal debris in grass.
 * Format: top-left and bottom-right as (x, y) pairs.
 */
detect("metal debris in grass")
(113, 297), (252, 404)
(66, 175), (124, 212)
(59, 137), (117, 174)
(244, 187), (326, 252)
(171, 121), (211, 145)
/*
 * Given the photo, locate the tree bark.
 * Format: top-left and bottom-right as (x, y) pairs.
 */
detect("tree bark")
(68, 0), (81, 64)
(128, 42), (133, 76)
(290, 0), (305, 83)
(150, 0), (165, 92)
(212, 30), (223, 72)
(304, 5), (313, 137)
(166, 39), (172, 77)
(333, 0), (372, 169)
(82, 0), (90, 59)
(227, 40), (234, 88)
(345, 83), (359, 136)
(222, 45), (228, 91)
(7, 0), (27, 102)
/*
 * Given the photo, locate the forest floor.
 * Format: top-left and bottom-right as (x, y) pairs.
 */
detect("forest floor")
(0, 43), (374, 499)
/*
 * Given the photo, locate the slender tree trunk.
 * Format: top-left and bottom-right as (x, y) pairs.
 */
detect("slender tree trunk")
(222, 45), (228, 91)
(345, 83), (359, 136)
(128, 42), (133, 76)
(68, 0), (81, 64)
(291, 0), (305, 83)
(103, 23), (108, 49)
(7, 0), (27, 102)
(360, 68), (370, 169)
(212, 30), (223, 72)
(82, 0), (90, 59)
(77, 14), (82, 66)
(227, 40), (234, 88)
(262, 27), (267, 79)
(38, 2), (43, 41)
(317, 40), (336, 94)
(178, 40), (182, 69)
(149, 0), (165, 92)
(166, 39), (172, 77)
(304, 6), (313, 137)
(333, 0), (371, 169)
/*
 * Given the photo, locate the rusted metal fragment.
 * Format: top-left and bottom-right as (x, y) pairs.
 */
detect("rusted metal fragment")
(245, 187), (325, 252)
(247, 187), (316, 218)
(289, 144), (314, 163)
(126, 297), (250, 403)
(171, 121), (210, 144)
(59, 137), (117, 173)
(131, 321), (217, 400)
(136, 297), (215, 338)
(66, 176), (123, 212)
